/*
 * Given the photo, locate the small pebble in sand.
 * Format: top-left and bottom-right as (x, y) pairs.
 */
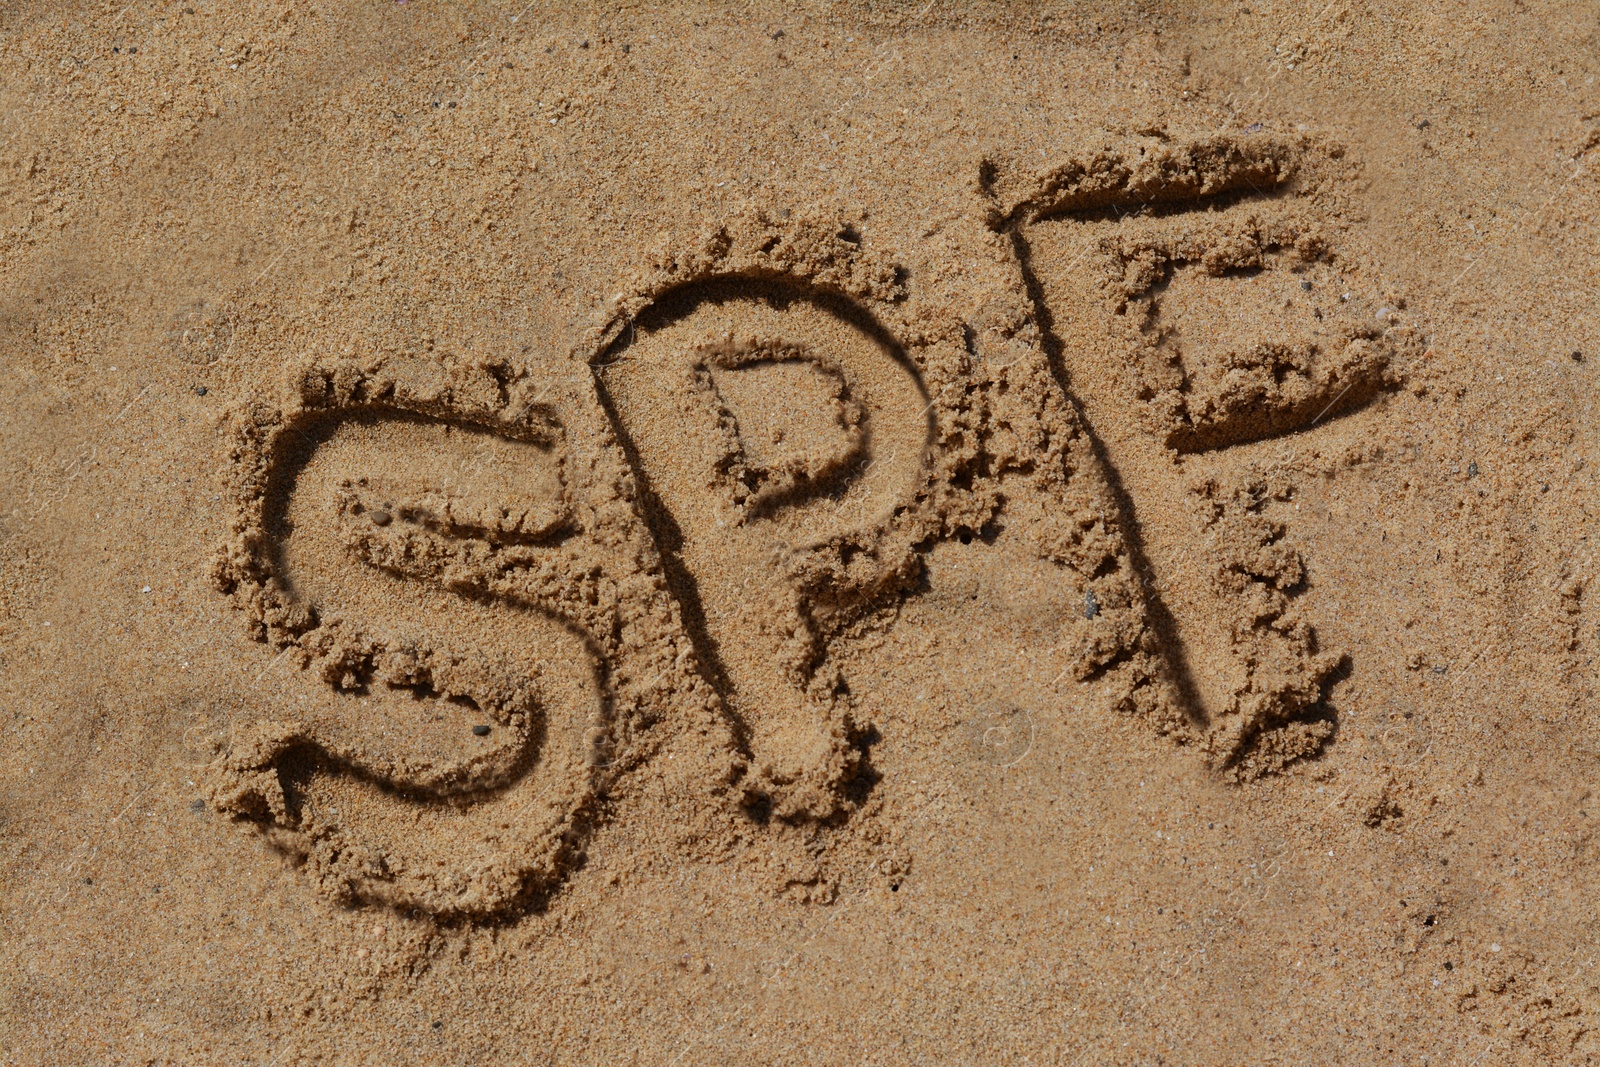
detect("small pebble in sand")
(1085, 589), (1100, 619)
(1301, 280), (1313, 291)
(472, 724), (491, 736)
(195, 386), (207, 396)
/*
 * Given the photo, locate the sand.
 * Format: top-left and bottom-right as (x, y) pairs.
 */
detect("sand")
(1, 2), (1597, 1063)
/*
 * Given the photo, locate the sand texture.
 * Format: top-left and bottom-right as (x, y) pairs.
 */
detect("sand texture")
(2, 2), (1598, 1063)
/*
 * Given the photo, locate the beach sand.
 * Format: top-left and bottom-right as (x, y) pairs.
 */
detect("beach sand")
(1, 2), (1597, 1062)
